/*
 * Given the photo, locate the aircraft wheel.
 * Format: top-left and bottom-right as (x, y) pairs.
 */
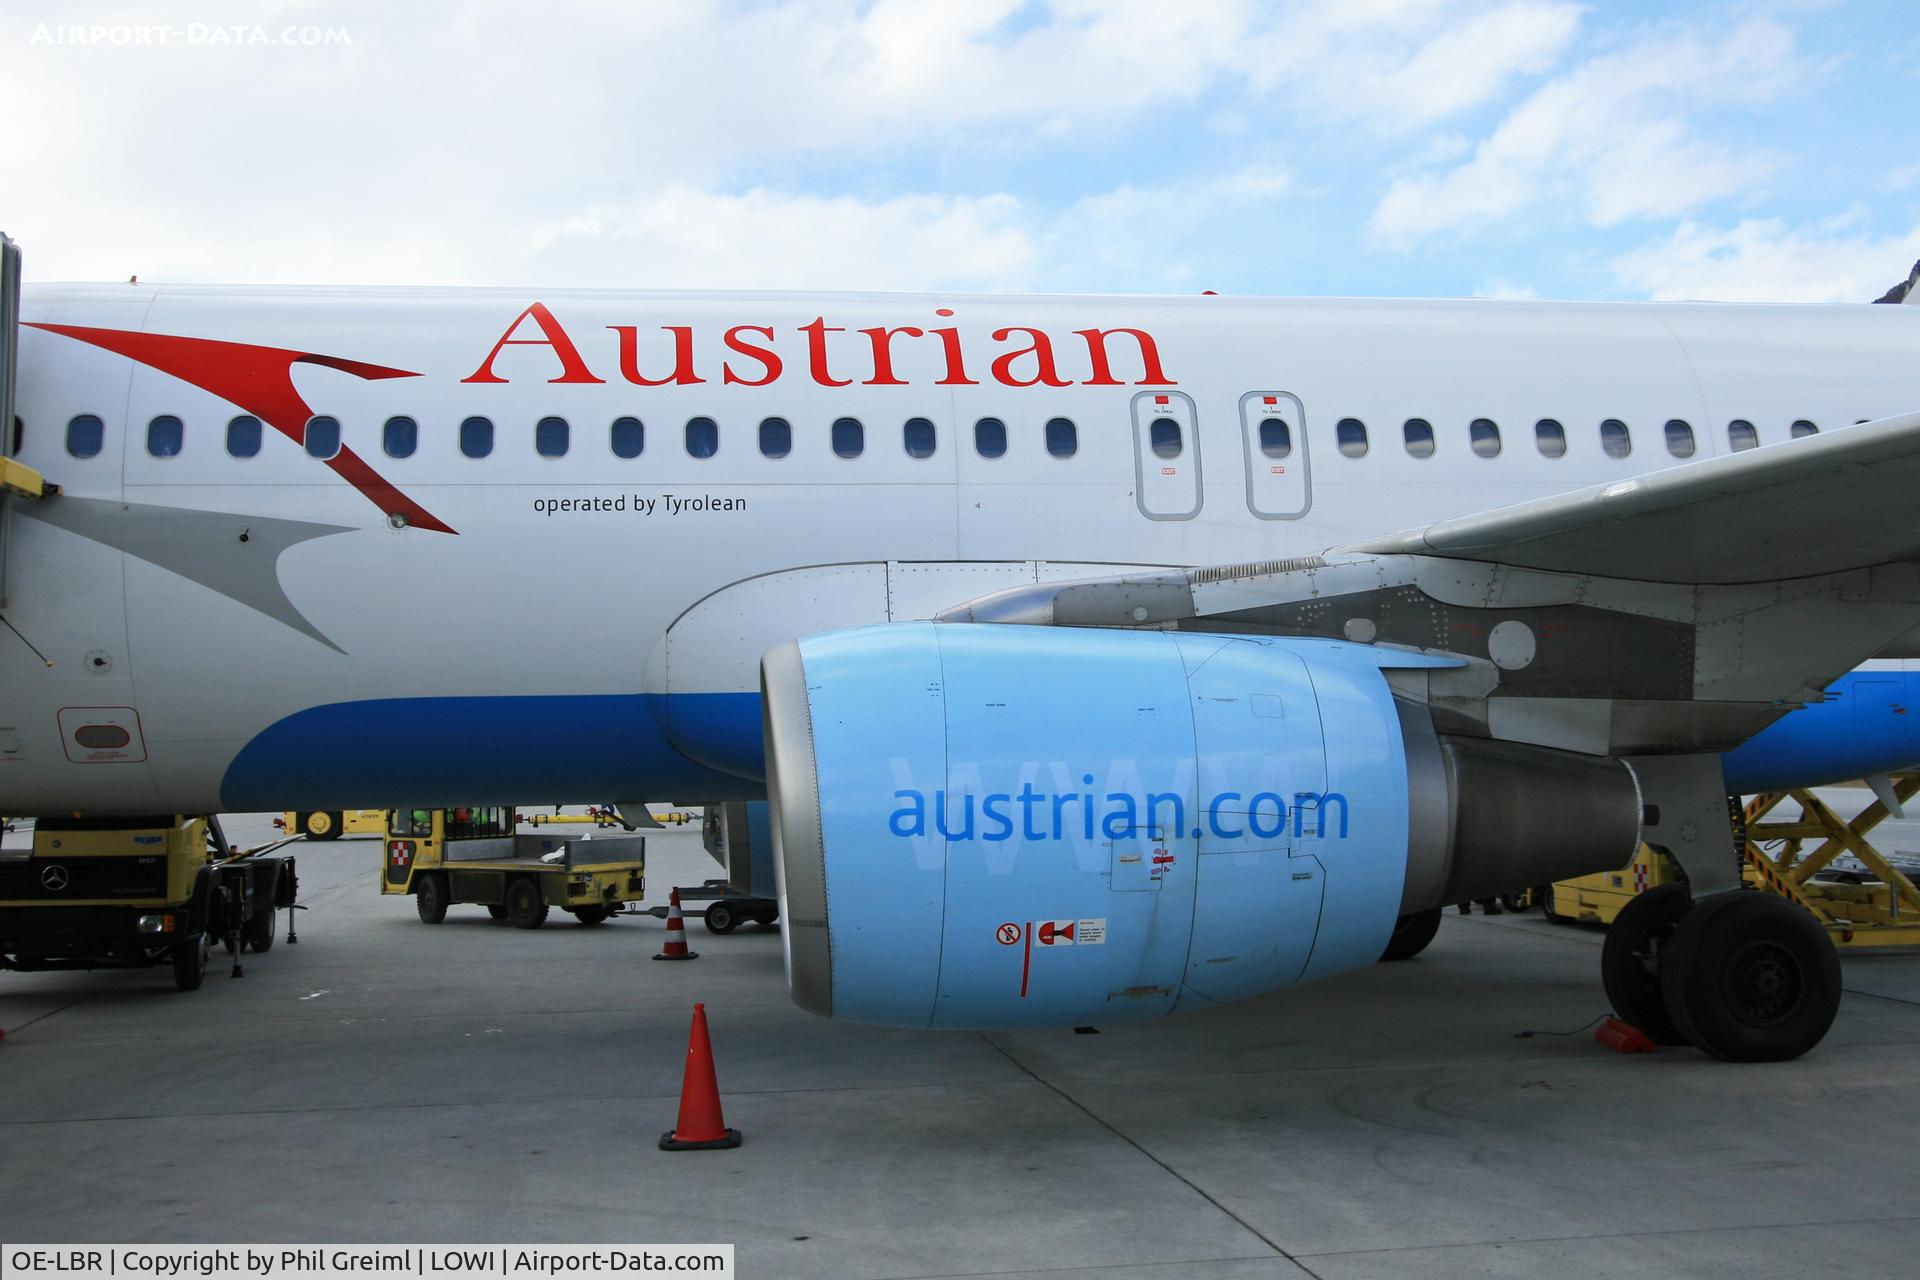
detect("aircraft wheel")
(302, 811), (343, 841)
(172, 932), (208, 991)
(1599, 884), (1690, 1045)
(505, 877), (548, 929)
(703, 901), (738, 934)
(416, 873), (449, 924)
(1659, 891), (1841, 1062)
(1379, 906), (1442, 961)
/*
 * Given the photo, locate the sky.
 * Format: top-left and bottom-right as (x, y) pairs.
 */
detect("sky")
(7, 0), (1919, 301)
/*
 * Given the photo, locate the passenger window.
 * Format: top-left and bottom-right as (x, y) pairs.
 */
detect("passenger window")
(610, 416), (644, 458)
(1045, 417), (1077, 458)
(226, 415), (262, 458)
(1258, 418), (1291, 458)
(759, 417), (791, 459)
(1664, 419), (1695, 458)
(383, 416), (418, 459)
(304, 415), (341, 460)
(1470, 417), (1501, 458)
(975, 417), (1007, 458)
(460, 416), (493, 459)
(1728, 419), (1758, 451)
(1791, 419), (1818, 438)
(1535, 418), (1566, 458)
(1402, 418), (1434, 459)
(1599, 418), (1631, 459)
(1149, 417), (1183, 459)
(535, 416), (569, 458)
(147, 414), (184, 458)
(904, 417), (936, 459)
(832, 417), (864, 459)
(66, 414), (104, 459)
(686, 417), (719, 459)
(1337, 418), (1369, 458)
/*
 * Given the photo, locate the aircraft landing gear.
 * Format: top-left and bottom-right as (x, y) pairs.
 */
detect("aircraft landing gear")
(1606, 759), (1844, 1062)
(1601, 886), (1842, 1061)
(1600, 884), (1691, 1045)
(1659, 892), (1841, 1062)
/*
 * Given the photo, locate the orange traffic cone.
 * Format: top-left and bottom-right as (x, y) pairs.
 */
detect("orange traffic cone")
(659, 1002), (742, 1150)
(653, 888), (699, 961)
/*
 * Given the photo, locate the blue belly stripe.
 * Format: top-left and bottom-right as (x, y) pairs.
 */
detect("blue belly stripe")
(220, 691), (766, 811)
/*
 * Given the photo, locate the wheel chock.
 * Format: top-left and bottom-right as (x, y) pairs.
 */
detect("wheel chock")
(1595, 1016), (1658, 1054)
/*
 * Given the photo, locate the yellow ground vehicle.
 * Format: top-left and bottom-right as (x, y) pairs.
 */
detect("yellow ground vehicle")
(0, 815), (296, 990)
(1541, 844), (1681, 924)
(379, 806), (646, 927)
(279, 808), (387, 841)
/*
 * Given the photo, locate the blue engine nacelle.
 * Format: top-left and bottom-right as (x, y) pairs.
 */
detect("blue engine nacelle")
(762, 623), (1643, 1029)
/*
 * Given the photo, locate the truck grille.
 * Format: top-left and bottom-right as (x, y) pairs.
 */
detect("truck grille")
(0, 855), (170, 900)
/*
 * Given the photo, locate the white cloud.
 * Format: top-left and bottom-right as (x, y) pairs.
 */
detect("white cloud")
(1370, 17), (1795, 248)
(1474, 277), (1539, 299)
(527, 186), (1038, 291)
(1611, 215), (1920, 302)
(1036, 163), (1292, 289)
(1244, 1), (1582, 132)
(518, 162), (1293, 294)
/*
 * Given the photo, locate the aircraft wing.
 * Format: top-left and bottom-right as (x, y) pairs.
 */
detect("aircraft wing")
(934, 409), (1920, 759)
(1338, 409), (1920, 584)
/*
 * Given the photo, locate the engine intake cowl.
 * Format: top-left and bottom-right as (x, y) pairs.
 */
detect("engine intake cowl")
(763, 623), (1640, 1029)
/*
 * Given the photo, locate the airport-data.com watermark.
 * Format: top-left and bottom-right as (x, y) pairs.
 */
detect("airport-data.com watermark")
(27, 22), (351, 48)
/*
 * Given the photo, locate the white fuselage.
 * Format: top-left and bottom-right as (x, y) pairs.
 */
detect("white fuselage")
(3, 285), (1916, 813)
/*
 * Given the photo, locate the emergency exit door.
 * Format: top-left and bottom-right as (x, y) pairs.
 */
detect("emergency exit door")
(1130, 390), (1202, 520)
(1239, 391), (1311, 518)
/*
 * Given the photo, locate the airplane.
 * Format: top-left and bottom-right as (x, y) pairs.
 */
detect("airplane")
(2, 231), (1918, 1064)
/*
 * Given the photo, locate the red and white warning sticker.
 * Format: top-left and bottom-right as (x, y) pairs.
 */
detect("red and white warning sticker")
(1037, 919), (1075, 946)
(995, 921), (1022, 946)
(1075, 918), (1107, 945)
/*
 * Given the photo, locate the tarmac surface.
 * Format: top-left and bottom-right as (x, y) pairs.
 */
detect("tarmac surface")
(2, 805), (1918, 1279)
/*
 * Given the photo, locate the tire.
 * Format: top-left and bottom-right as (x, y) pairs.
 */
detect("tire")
(416, 872), (449, 924)
(1500, 889), (1531, 913)
(244, 903), (277, 953)
(1659, 891), (1841, 1062)
(172, 932), (208, 991)
(1600, 883), (1690, 1045)
(704, 901), (738, 935)
(754, 912), (779, 927)
(1541, 885), (1569, 924)
(570, 905), (611, 926)
(486, 904), (509, 921)
(302, 811), (343, 841)
(505, 877), (548, 929)
(1379, 907), (1442, 961)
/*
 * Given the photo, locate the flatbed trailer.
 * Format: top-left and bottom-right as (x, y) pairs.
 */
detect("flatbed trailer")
(381, 806), (645, 927)
(651, 876), (780, 934)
